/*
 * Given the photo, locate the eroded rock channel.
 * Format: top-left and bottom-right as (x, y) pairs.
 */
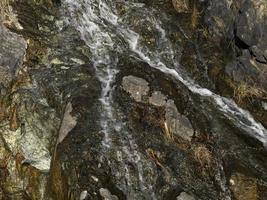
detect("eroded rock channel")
(0, 0), (267, 199)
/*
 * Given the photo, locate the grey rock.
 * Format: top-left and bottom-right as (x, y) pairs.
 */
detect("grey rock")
(99, 188), (118, 200)
(122, 75), (149, 102)
(225, 50), (259, 82)
(262, 102), (267, 111)
(149, 91), (167, 107)
(204, 0), (235, 37)
(250, 46), (267, 64)
(79, 190), (88, 200)
(0, 25), (26, 87)
(57, 102), (77, 144)
(165, 100), (194, 141)
(177, 192), (195, 200)
(235, 1), (259, 47)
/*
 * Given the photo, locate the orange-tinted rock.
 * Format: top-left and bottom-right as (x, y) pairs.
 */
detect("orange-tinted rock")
(230, 173), (258, 200)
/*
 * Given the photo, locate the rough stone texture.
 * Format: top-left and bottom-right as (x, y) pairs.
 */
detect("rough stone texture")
(79, 190), (88, 200)
(199, 0), (267, 128)
(99, 188), (119, 200)
(177, 192), (195, 200)
(172, 0), (190, 13)
(0, 0), (267, 200)
(0, 25), (26, 87)
(57, 102), (77, 144)
(230, 173), (258, 200)
(149, 91), (167, 107)
(165, 100), (194, 141)
(122, 75), (149, 102)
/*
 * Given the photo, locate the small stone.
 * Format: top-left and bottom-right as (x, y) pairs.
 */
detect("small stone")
(80, 190), (88, 200)
(50, 58), (64, 65)
(99, 188), (118, 200)
(91, 175), (99, 182)
(177, 192), (195, 200)
(71, 58), (85, 65)
(149, 91), (167, 107)
(165, 100), (194, 141)
(122, 75), (149, 102)
(57, 102), (77, 144)
(262, 102), (267, 111)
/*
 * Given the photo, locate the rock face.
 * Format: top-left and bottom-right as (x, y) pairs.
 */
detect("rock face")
(0, 0), (266, 200)
(183, 0), (267, 128)
(0, 25), (26, 88)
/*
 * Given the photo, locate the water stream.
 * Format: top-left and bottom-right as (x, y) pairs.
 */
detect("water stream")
(63, 0), (267, 198)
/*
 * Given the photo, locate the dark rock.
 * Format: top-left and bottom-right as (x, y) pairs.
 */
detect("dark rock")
(225, 50), (259, 82)
(250, 46), (267, 64)
(0, 0), (267, 200)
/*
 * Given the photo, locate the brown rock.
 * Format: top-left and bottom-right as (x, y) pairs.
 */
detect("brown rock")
(230, 173), (258, 200)
(172, 0), (190, 13)
(9, 105), (19, 131)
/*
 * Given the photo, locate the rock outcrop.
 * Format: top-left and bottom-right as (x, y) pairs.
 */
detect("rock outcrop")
(0, 0), (266, 199)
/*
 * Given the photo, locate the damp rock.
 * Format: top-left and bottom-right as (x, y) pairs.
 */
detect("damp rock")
(149, 91), (167, 107)
(165, 100), (194, 141)
(122, 75), (149, 102)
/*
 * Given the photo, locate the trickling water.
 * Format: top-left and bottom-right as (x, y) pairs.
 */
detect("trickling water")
(63, 0), (267, 198)
(64, 1), (157, 198)
(65, 0), (119, 147)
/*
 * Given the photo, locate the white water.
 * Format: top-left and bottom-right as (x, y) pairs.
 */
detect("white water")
(119, 27), (267, 144)
(64, 0), (157, 198)
(64, 0), (267, 197)
(65, 0), (119, 147)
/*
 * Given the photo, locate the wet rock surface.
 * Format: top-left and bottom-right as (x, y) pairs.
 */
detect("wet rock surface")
(201, 0), (267, 126)
(0, 0), (266, 200)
